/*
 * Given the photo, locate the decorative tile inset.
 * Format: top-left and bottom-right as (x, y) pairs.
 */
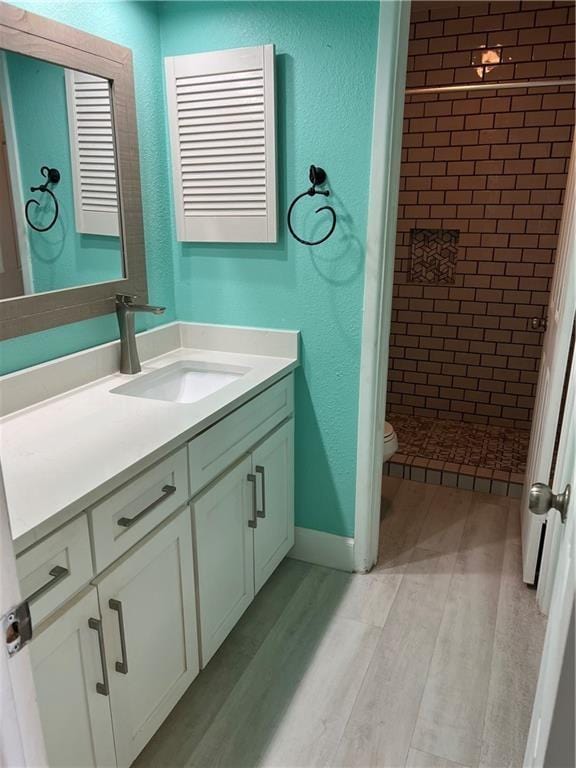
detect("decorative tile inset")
(409, 228), (460, 284)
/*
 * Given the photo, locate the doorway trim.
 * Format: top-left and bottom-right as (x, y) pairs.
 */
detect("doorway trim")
(353, 0), (411, 572)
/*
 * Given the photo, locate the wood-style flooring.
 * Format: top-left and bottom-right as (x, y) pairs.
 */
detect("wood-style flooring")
(134, 479), (546, 768)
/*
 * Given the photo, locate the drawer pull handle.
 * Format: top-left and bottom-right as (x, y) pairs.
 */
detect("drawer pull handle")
(88, 617), (110, 696)
(247, 474), (258, 529)
(117, 484), (177, 528)
(255, 465), (266, 519)
(109, 599), (128, 674)
(27, 565), (69, 603)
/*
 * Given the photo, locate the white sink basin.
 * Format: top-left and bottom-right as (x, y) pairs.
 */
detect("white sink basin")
(111, 361), (249, 404)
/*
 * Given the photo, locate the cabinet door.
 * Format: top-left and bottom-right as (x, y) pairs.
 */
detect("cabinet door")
(97, 509), (198, 768)
(192, 456), (254, 667)
(252, 419), (294, 593)
(30, 588), (116, 768)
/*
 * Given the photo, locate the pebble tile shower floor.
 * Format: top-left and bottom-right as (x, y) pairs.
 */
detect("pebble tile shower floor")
(384, 412), (529, 496)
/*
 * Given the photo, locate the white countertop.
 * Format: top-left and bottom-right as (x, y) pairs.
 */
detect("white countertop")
(0, 323), (298, 554)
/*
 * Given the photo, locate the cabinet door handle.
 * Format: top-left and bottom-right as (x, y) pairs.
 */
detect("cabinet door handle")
(247, 474), (258, 528)
(27, 565), (69, 603)
(255, 465), (266, 519)
(109, 599), (128, 674)
(117, 484), (176, 528)
(88, 617), (110, 696)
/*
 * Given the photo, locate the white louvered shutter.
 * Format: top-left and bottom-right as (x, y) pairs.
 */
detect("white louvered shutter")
(65, 69), (119, 237)
(165, 45), (277, 243)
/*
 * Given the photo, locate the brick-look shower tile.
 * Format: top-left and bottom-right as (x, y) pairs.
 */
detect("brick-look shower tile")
(547, 58), (576, 77)
(552, 142), (574, 159)
(476, 378), (502, 394)
(471, 193), (501, 210)
(536, 6), (570, 26)
(474, 12), (505, 32)
(514, 62), (548, 79)
(509, 126), (540, 143)
(457, 31), (489, 49)
(518, 26), (549, 45)
(521, 143), (552, 159)
(494, 112), (524, 130)
(511, 93), (543, 112)
(414, 20), (444, 38)
(504, 10), (536, 28)
(516, 176), (547, 190)
(428, 34), (458, 53)
(452, 98), (485, 116)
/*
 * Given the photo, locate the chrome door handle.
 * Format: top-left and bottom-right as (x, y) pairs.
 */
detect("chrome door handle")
(27, 565), (69, 603)
(529, 482), (570, 524)
(109, 599), (128, 674)
(117, 484), (176, 528)
(88, 617), (110, 696)
(247, 474), (258, 528)
(255, 465), (266, 519)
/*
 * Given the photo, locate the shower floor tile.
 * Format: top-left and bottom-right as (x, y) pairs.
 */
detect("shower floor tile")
(384, 412), (530, 497)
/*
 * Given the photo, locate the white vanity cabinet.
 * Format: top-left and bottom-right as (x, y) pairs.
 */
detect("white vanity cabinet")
(96, 508), (198, 767)
(32, 508), (197, 768)
(30, 588), (116, 768)
(252, 419), (294, 593)
(192, 418), (294, 666)
(17, 373), (295, 768)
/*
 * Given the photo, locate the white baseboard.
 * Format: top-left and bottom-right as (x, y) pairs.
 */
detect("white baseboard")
(289, 526), (355, 572)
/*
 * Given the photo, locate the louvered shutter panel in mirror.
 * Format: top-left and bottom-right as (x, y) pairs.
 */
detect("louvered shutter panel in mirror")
(165, 45), (277, 243)
(65, 69), (119, 237)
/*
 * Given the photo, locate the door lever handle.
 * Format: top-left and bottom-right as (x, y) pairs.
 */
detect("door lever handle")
(529, 482), (570, 524)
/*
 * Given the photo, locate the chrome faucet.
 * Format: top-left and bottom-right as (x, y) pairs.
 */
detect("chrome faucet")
(115, 294), (166, 374)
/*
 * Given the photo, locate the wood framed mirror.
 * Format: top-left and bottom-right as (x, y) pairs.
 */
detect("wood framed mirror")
(0, 2), (147, 340)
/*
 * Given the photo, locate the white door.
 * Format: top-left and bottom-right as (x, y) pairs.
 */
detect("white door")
(521, 140), (576, 584)
(97, 509), (198, 768)
(0, 464), (47, 767)
(253, 420), (294, 593)
(524, 353), (575, 767)
(192, 456), (254, 667)
(31, 588), (116, 768)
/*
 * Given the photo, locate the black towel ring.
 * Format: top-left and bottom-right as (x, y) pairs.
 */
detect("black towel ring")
(25, 166), (61, 232)
(287, 165), (336, 246)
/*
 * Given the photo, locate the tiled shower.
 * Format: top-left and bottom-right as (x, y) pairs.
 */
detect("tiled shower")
(385, 0), (575, 496)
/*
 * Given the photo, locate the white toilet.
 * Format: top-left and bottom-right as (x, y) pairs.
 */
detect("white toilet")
(383, 421), (398, 462)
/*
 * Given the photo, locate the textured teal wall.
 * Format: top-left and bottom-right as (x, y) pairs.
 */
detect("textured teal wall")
(5, 52), (123, 293)
(1, 1), (385, 541)
(0, 1), (175, 375)
(159, 1), (380, 537)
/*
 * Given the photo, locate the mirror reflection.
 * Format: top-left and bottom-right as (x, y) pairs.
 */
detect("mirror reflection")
(0, 51), (124, 300)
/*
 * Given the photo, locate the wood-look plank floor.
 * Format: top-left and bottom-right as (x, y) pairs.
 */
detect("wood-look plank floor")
(133, 479), (546, 768)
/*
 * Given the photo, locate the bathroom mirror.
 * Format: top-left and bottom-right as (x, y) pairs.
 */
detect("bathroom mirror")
(0, 2), (147, 339)
(0, 52), (124, 299)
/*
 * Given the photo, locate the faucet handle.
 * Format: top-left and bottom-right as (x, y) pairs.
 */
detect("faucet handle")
(116, 293), (138, 305)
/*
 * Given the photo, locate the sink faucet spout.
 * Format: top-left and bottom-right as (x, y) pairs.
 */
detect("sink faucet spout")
(115, 294), (166, 374)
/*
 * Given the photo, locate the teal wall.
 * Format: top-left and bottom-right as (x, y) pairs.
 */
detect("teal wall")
(0, 1), (176, 374)
(158, 1), (380, 537)
(0, 0), (388, 540)
(5, 52), (123, 293)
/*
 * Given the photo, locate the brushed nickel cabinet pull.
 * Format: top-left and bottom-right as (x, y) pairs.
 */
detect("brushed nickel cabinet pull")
(27, 565), (69, 603)
(255, 465), (266, 519)
(88, 617), (110, 696)
(117, 484), (176, 528)
(109, 599), (128, 674)
(247, 474), (258, 529)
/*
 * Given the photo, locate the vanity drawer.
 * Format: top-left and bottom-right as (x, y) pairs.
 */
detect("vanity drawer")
(188, 374), (293, 496)
(90, 447), (188, 572)
(17, 515), (93, 626)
